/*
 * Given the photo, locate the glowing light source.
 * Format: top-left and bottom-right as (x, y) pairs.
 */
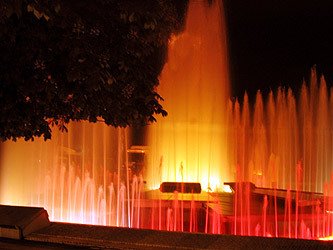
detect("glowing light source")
(319, 236), (333, 241)
(221, 184), (233, 193)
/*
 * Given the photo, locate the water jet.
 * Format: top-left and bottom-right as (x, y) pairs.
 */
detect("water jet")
(1, 0), (333, 243)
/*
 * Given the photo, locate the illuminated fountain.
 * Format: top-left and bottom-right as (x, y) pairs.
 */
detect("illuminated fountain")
(146, 0), (230, 192)
(0, 122), (136, 227)
(229, 72), (333, 238)
(1, 0), (333, 241)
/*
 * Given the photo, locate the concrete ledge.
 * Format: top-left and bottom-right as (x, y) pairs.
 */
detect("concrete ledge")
(25, 222), (333, 249)
(0, 237), (90, 250)
(0, 205), (332, 249)
(0, 205), (50, 239)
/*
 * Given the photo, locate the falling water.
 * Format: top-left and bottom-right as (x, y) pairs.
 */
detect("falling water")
(147, 0), (230, 191)
(1, 0), (333, 241)
(230, 69), (333, 193)
(0, 122), (141, 227)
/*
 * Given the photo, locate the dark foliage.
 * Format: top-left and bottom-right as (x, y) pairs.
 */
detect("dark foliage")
(0, 0), (188, 141)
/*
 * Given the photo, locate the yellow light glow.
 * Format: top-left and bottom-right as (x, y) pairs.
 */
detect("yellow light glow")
(146, 0), (231, 191)
(222, 184), (233, 193)
(319, 235), (333, 241)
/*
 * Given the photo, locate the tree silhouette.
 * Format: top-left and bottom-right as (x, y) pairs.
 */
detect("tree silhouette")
(0, 0), (188, 141)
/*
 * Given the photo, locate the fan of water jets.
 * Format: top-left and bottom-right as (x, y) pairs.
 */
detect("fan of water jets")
(1, 0), (333, 240)
(230, 69), (333, 193)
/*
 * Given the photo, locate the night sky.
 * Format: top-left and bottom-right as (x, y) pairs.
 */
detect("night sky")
(224, 0), (333, 100)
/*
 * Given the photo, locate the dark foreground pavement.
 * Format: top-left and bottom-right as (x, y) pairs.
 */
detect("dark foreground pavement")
(0, 222), (332, 250)
(0, 205), (333, 249)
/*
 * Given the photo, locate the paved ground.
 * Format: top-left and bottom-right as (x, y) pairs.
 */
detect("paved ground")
(27, 223), (333, 249)
(0, 237), (90, 250)
(1, 222), (333, 249)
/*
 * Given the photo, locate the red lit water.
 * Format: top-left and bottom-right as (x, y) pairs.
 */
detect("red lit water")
(1, 0), (333, 241)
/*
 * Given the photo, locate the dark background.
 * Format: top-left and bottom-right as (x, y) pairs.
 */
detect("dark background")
(224, 0), (333, 100)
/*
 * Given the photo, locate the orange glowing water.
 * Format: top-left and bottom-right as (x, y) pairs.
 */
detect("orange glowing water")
(230, 69), (333, 193)
(1, 0), (333, 240)
(147, 0), (231, 191)
(0, 122), (134, 226)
